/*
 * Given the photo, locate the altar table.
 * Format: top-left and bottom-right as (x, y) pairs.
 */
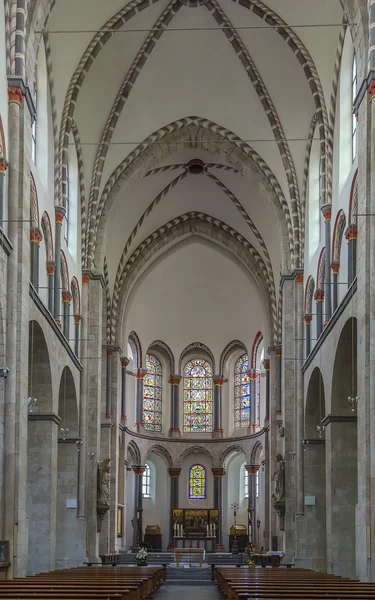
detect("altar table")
(175, 547), (204, 567)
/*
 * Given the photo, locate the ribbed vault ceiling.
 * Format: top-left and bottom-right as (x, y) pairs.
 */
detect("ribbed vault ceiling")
(43, 0), (346, 346)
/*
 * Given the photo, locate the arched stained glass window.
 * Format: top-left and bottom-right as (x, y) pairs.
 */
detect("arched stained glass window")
(234, 354), (250, 428)
(143, 354), (162, 432)
(189, 464), (206, 499)
(352, 54), (357, 161)
(183, 359), (213, 432)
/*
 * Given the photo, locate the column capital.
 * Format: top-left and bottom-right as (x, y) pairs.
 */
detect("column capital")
(275, 345), (282, 357)
(168, 468), (181, 478)
(132, 466), (146, 475)
(0, 158), (8, 175)
(30, 228), (43, 245)
(62, 291), (72, 304)
(47, 262), (55, 276)
(345, 224), (358, 242)
(55, 206), (66, 225)
(295, 272), (304, 286)
(245, 464), (260, 474)
(74, 315), (81, 325)
(213, 375), (225, 386)
(168, 374), (182, 385)
(121, 356), (130, 368)
(247, 369), (258, 381)
(82, 273), (90, 286)
(304, 314), (313, 325)
(212, 467), (226, 477)
(314, 289), (324, 302)
(331, 261), (340, 275)
(134, 368), (146, 380)
(8, 86), (22, 105)
(262, 359), (270, 371)
(321, 203), (332, 222)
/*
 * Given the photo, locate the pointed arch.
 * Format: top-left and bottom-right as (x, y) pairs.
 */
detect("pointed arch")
(317, 248), (326, 291)
(128, 331), (142, 370)
(250, 331), (264, 370)
(70, 277), (80, 315)
(147, 340), (175, 374)
(41, 211), (54, 262)
(219, 340), (247, 377)
(60, 250), (69, 291)
(304, 276), (315, 315)
(332, 209), (347, 264)
(348, 169), (358, 225)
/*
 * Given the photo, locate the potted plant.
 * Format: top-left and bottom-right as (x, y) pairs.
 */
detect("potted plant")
(136, 547), (148, 566)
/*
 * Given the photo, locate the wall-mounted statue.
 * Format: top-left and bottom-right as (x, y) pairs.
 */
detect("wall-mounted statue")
(97, 458), (111, 532)
(272, 453), (285, 531)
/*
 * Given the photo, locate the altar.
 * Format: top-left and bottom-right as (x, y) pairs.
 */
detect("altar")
(172, 509), (219, 551)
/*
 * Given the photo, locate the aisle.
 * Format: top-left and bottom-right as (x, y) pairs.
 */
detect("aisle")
(156, 566), (222, 600)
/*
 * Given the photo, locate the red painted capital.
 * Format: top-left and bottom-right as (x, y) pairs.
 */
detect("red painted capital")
(30, 229), (42, 245)
(212, 468), (226, 477)
(8, 87), (22, 105)
(275, 345), (282, 357)
(369, 80), (375, 100)
(47, 263), (55, 276)
(262, 359), (270, 371)
(345, 225), (358, 242)
(0, 159), (7, 175)
(74, 315), (81, 325)
(134, 369), (146, 380)
(82, 274), (90, 286)
(55, 207), (65, 225)
(331, 262), (340, 276)
(168, 468), (181, 478)
(62, 291), (71, 303)
(304, 314), (312, 325)
(314, 290), (324, 302)
(132, 466), (146, 475)
(213, 376), (225, 386)
(121, 357), (130, 368)
(295, 273), (304, 286)
(246, 464), (259, 475)
(169, 375), (182, 386)
(322, 208), (332, 222)
(247, 369), (258, 381)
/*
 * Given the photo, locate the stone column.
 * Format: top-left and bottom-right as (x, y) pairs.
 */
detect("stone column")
(345, 225), (357, 285)
(74, 315), (81, 356)
(321, 204), (332, 322)
(120, 357), (130, 422)
(275, 346), (282, 415)
(295, 272), (304, 518)
(262, 359), (270, 424)
(331, 262), (340, 313)
(47, 262), (55, 313)
(54, 206), (66, 326)
(213, 376), (224, 438)
(30, 228), (42, 292)
(134, 369), (146, 431)
(62, 291), (71, 340)
(168, 375), (181, 438)
(132, 466), (146, 546)
(105, 348), (113, 418)
(314, 290), (324, 338)
(246, 465), (259, 544)
(247, 370), (258, 433)
(212, 468), (225, 548)
(304, 315), (312, 356)
(78, 274), (89, 519)
(0, 157), (8, 227)
(168, 468), (181, 547)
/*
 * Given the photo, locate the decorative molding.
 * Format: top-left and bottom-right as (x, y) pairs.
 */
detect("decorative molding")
(321, 415), (357, 427)
(219, 339), (247, 377)
(178, 341), (216, 374)
(28, 413), (61, 425)
(0, 229), (13, 256)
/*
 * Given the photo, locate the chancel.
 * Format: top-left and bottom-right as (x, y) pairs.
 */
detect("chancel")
(0, 0), (374, 591)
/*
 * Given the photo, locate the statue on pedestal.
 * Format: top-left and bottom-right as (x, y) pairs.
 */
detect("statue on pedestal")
(97, 458), (111, 532)
(272, 454), (285, 531)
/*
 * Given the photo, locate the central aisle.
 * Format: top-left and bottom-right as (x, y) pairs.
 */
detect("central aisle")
(156, 566), (222, 600)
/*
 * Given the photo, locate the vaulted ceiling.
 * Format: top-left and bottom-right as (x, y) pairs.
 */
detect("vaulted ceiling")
(42, 0), (346, 348)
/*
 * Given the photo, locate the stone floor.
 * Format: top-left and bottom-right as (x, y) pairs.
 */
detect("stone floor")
(157, 585), (221, 600)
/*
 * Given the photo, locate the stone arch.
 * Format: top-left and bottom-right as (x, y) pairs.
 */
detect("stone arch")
(305, 367), (326, 437)
(331, 317), (357, 414)
(70, 277), (80, 316)
(58, 366), (78, 436)
(250, 331), (263, 370)
(178, 446), (214, 468)
(41, 211), (54, 262)
(219, 445), (246, 468)
(250, 441), (263, 465)
(147, 340), (175, 374)
(60, 250), (69, 291)
(0, 114), (7, 159)
(126, 440), (141, 465)
(178, 342), (215, 375)
(348, 169), (358, 226)
(115, 215), (276, 345)
(304, 276), (315, 314)
(128, 331), (142, 370)
(28, 320), (52, 411)
(219, 340), (248, 377)
(146, 444), (173, 468)
(30, 172), (40, 229)
(316, 248), (326, 291)
(332, 209), (347, 264)
(93, 119), (294, 273)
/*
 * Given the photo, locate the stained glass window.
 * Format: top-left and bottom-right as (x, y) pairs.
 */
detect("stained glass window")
(189, 464), (206, 499)
(183, 359), (213, 432)
(142, 464), (151, 498)
(256, 374), (260, 426)
(234, 354), (250, 428)
(143, 354), (162, 432)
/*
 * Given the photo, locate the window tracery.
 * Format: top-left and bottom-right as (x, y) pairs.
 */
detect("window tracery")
(189, 464), (206, 499)
(143, 354), (162, 432)
(234, 354), (250, 428)
(183, 359), (213, 432)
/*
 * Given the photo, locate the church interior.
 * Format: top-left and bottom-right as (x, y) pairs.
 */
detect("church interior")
(0, 0), (375, 594)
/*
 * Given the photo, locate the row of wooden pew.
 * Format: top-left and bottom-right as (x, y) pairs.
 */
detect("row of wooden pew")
(215, 566), (375, 600)
(0, 565), (165, 600)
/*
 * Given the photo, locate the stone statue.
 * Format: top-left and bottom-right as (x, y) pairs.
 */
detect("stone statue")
(97, 458), (111, 506)
(273, 453), (285, 504)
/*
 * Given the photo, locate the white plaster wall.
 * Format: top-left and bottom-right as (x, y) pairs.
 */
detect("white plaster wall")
(222, 453), (247, 551)
(142, 455), (169, 549)
(179, 453), (213, 510)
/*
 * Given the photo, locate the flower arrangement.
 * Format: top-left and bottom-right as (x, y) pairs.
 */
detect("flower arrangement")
(136, 547), (148, 565)
(246, 543), (255, 566)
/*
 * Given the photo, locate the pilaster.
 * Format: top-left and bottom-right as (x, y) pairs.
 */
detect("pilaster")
(168, 375), (181, 437)
(213, 375), (225, 438)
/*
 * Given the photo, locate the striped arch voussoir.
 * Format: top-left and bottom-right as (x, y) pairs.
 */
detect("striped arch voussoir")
(128, 331), (142, 369)
(251, 331), (264, 370)
(304, 276), (315, 314)
(147, 340), (175, 374)
(178, 342), (215, 375)
(219, 340), (248, 377)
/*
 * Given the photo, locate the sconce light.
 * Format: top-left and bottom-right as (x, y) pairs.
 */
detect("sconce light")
(88, 452), (95, 462)
(316, 425), (325, 438)
(60, 427), (69, 440)
(76, 440), (83, 452)
(348, 396), (359, 412)
(27, 397), (37, 413)
(301, 439), (309, 452)
(289, 450), (296, 461)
